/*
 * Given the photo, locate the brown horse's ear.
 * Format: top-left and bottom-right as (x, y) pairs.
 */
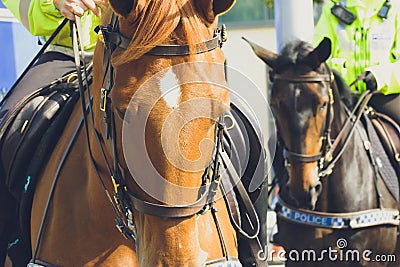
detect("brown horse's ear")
(108, 0), (134, 17)
(196, 0), (236, 22)
(302, 37), (332, 70)
(242, 37), (278, 69)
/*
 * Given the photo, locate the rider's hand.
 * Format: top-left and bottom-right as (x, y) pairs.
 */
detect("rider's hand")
(363, 71), (377, 92)
(53, 0), (102, 21)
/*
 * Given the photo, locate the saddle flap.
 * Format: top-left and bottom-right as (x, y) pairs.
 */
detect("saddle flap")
(0, 82), (80, 200)
(364, 111), (399, 202)
(370, 111), (400, 176)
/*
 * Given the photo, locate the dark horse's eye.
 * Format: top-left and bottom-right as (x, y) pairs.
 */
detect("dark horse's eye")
(319, 101), (328, 112)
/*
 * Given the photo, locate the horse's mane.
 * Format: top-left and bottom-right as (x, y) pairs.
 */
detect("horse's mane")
(331, 68), (357, 109)
(113, 0), (209, 65)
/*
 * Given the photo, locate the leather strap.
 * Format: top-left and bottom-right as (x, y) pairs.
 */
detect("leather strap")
(220, 151), (268, 267)
(320, 90), (373, 177)
(220, 151), (260, 239)
(273, 73), (330, 83)
(284, 149), (323, 164)
(147, 36), (221, 56)
(248, 238), (268, 267)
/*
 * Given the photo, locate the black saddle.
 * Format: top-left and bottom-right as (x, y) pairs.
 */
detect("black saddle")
(0, 70), (87, 266)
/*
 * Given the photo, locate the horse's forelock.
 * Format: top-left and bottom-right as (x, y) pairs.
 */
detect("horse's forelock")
(112, 0), (212, 66)
(111, 0), (180, 65)
(274, 40), (316, 73)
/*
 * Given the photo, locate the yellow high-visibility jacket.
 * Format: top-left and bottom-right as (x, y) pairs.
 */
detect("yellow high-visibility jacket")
(1, 0), (100, 54)
(313, 0), (400, 95)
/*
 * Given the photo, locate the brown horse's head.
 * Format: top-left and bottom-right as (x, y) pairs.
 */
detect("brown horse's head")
(245, 37), (332, 209)
(90, 0), (237, 266)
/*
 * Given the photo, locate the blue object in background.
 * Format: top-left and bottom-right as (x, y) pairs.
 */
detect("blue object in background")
(0, 3), (16, 93)
(0, 3), (39, 100)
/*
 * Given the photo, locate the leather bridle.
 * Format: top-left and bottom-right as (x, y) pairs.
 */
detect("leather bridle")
(271, 65), (374, 178)
(94, 12), (231, 232)
(29, 13), (262, 267)
(272, 65), (400, 231)
(93, 14), (261, 266)
(271, 68), (334, 169)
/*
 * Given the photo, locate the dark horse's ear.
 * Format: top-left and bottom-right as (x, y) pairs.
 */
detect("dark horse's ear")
(108, 0), (134, 17)
(196, 0), (236, 22)
(242, 37), (278, 69)
(302, 37), (332, 70)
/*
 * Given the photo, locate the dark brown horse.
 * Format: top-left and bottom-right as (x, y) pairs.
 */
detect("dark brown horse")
(0, 0), (273, 266)
(245, 37), (399, 266)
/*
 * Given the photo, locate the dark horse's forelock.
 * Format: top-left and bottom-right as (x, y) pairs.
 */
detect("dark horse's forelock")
(274, 40), (357, 108)
(274, 40), (316, 74)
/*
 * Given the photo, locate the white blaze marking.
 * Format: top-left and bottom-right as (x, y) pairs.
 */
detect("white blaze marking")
(160, 68), (181, 109)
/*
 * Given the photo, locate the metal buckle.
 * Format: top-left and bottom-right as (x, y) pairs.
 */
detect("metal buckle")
(100, 88), (108, 112)
(97, 30), (105, 44)
(215, 24), (227, 48)
(223, 114), (235, 130)
(328, 87), (334, 104)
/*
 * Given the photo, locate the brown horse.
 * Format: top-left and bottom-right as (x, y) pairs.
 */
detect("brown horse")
(0, 0), (261, 266)
(245, 37), (399, 267)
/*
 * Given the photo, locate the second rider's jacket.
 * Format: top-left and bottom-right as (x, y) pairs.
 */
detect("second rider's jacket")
(1, 0), (100, 55)
(313, 0), (400, 95)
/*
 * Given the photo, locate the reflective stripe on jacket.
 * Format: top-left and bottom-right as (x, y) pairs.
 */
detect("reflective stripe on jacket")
(313, 0), (400, 95)
(1, 0), (100, 52)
